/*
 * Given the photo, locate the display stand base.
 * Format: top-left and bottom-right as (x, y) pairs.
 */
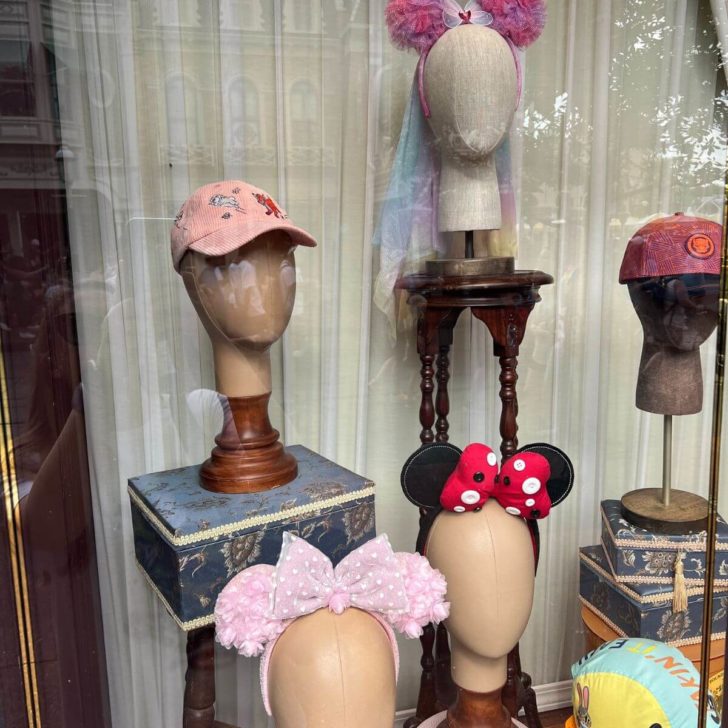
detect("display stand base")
(425, 257), (515, 277)
(200, 393), (297, 493)
(439, 686), (512, 728)
(621, 488), (709, 535)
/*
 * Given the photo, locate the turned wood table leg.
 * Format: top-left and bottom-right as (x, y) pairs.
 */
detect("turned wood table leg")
(496, 345), (520, 460)
(184, 627), (216, 728)
(435, 345), (451, 443)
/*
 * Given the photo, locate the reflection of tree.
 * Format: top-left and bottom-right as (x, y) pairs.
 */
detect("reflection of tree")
(517, 3), (726, 223)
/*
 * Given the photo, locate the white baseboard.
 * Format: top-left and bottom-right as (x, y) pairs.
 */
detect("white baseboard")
(393, 679), (572, 727)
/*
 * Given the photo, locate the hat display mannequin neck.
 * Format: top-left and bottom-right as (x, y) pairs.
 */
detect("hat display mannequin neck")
(424, 25), (517, 235)
(180, 231), (298, 492)
(621, 275), (719, 533)
(267, 608), (397, 727)
(425, 500), (535, 727)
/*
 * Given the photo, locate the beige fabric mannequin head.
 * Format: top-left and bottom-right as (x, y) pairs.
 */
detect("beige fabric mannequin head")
(425, 500), (534, 692)
(267, 608), (397, 727)
(424, 25), (517, 232)
(179, 230), (296, 397)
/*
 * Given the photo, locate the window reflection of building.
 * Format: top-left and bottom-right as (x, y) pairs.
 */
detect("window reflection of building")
(229, 76), (260, 146)
(284, 0), (317, 32)
(289, 79), (318, 141)
(165, 72), (200, 145)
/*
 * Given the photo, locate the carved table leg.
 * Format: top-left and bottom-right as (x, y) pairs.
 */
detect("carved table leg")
(184, 627), (216, 728)
(496, 345), (520, 460)
(419, 348), (436, 444)
(435, 345), (451, 443)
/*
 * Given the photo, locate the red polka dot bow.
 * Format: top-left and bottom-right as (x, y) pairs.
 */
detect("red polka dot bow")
(440, 443), (551, 518)
(400, 441), (573, 522)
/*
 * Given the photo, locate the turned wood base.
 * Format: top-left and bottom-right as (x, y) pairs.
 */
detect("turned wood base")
(439, 686), (511, 728)
(200, 393), (297, 493)
(621, 488), (708, 535)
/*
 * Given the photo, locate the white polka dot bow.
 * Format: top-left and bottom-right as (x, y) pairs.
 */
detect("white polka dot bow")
(271, 532), (410, 618)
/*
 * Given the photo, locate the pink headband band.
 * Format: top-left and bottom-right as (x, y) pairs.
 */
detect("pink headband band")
(215, 533), (449, 715)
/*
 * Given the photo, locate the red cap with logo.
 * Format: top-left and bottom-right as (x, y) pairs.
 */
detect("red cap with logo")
(619, 213), (722, 284)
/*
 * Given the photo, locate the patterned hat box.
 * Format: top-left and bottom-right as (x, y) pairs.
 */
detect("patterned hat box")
(128, 445), (376, 631)
(579, 545), (728, 646)
(600, 499), (728, 587)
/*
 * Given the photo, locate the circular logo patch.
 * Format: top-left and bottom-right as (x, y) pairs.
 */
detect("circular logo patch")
(686, 233), (714, 259)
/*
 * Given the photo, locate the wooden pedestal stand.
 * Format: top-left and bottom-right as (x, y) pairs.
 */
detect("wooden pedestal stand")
(200, 393), (297, 493)
(396, 270), (553, 728)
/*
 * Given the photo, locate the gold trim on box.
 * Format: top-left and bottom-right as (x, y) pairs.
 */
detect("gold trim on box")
(579, 550), (725, 605)
(601, 507), (728, 551)
(135, 559), (214, 632)
(600, 537), (728, 588)
(579, 597), (726, 649)
(0, 345), (42, 726)
(128, 484), (376, 547)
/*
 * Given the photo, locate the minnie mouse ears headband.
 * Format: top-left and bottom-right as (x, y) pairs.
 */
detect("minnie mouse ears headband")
(386, 0), (547, 54)
(401, 441), (574, 519)
(214, 533), (449, 715)
(386, 0), (546, 118)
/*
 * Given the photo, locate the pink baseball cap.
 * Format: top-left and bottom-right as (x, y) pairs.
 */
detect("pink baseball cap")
(619, 213), (722, 283)
(170, 180), (317, 272)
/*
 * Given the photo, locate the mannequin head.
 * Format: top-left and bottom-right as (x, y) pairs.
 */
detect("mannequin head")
(425, 500), (535, 691)
(179, 230), (296, 397)
(267, 608), (396, 727)
(619, 213), (723, 415)
(424, 25), (517, 232)
(628, 275), (719, 415)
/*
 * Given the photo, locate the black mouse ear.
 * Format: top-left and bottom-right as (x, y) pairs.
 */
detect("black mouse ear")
(516, 443), (574, 508)
(400, 443), (462, 510)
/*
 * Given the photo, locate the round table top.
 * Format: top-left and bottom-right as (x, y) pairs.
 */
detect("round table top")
(396, 269), (554, 294)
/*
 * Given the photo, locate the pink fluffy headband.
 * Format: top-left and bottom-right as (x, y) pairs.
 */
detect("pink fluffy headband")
(215, 532), (449, 715)
(386, 0), (546, 116)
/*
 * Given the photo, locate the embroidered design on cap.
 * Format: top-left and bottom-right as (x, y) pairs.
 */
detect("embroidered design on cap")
(686, 233), (714, 260)
(253, 192), (287, 219)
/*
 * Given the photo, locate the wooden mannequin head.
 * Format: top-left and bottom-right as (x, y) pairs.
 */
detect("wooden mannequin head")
(267, 608), (397, 727)
(628, 275), (719, 415)
(425, 499), (535, 693)
(179, 230), (296, 397)
(424, 25), (517, 232)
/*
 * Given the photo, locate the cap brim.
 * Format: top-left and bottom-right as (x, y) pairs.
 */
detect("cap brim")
(181, 218), (317, 268)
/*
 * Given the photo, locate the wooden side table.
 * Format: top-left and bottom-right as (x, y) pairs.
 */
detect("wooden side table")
(396, 270), (554, 728)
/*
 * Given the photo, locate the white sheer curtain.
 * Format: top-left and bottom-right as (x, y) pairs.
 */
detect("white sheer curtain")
(49, 0), (725, 725)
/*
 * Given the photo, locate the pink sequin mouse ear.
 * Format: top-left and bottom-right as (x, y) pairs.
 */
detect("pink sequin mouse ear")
(480, 0), (546, 47)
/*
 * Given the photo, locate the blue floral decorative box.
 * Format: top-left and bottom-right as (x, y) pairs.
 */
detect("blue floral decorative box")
(600, 499), (728, 587)
(128, 445), (376, 631)
(579, 544), (728, 646)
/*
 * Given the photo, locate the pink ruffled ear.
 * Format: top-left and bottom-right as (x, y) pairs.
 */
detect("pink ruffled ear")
(480, 0), (546, 47)
(214, 564), (288, 657)
(387, 552), (449, 638)
(385, 0), (448, 53)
